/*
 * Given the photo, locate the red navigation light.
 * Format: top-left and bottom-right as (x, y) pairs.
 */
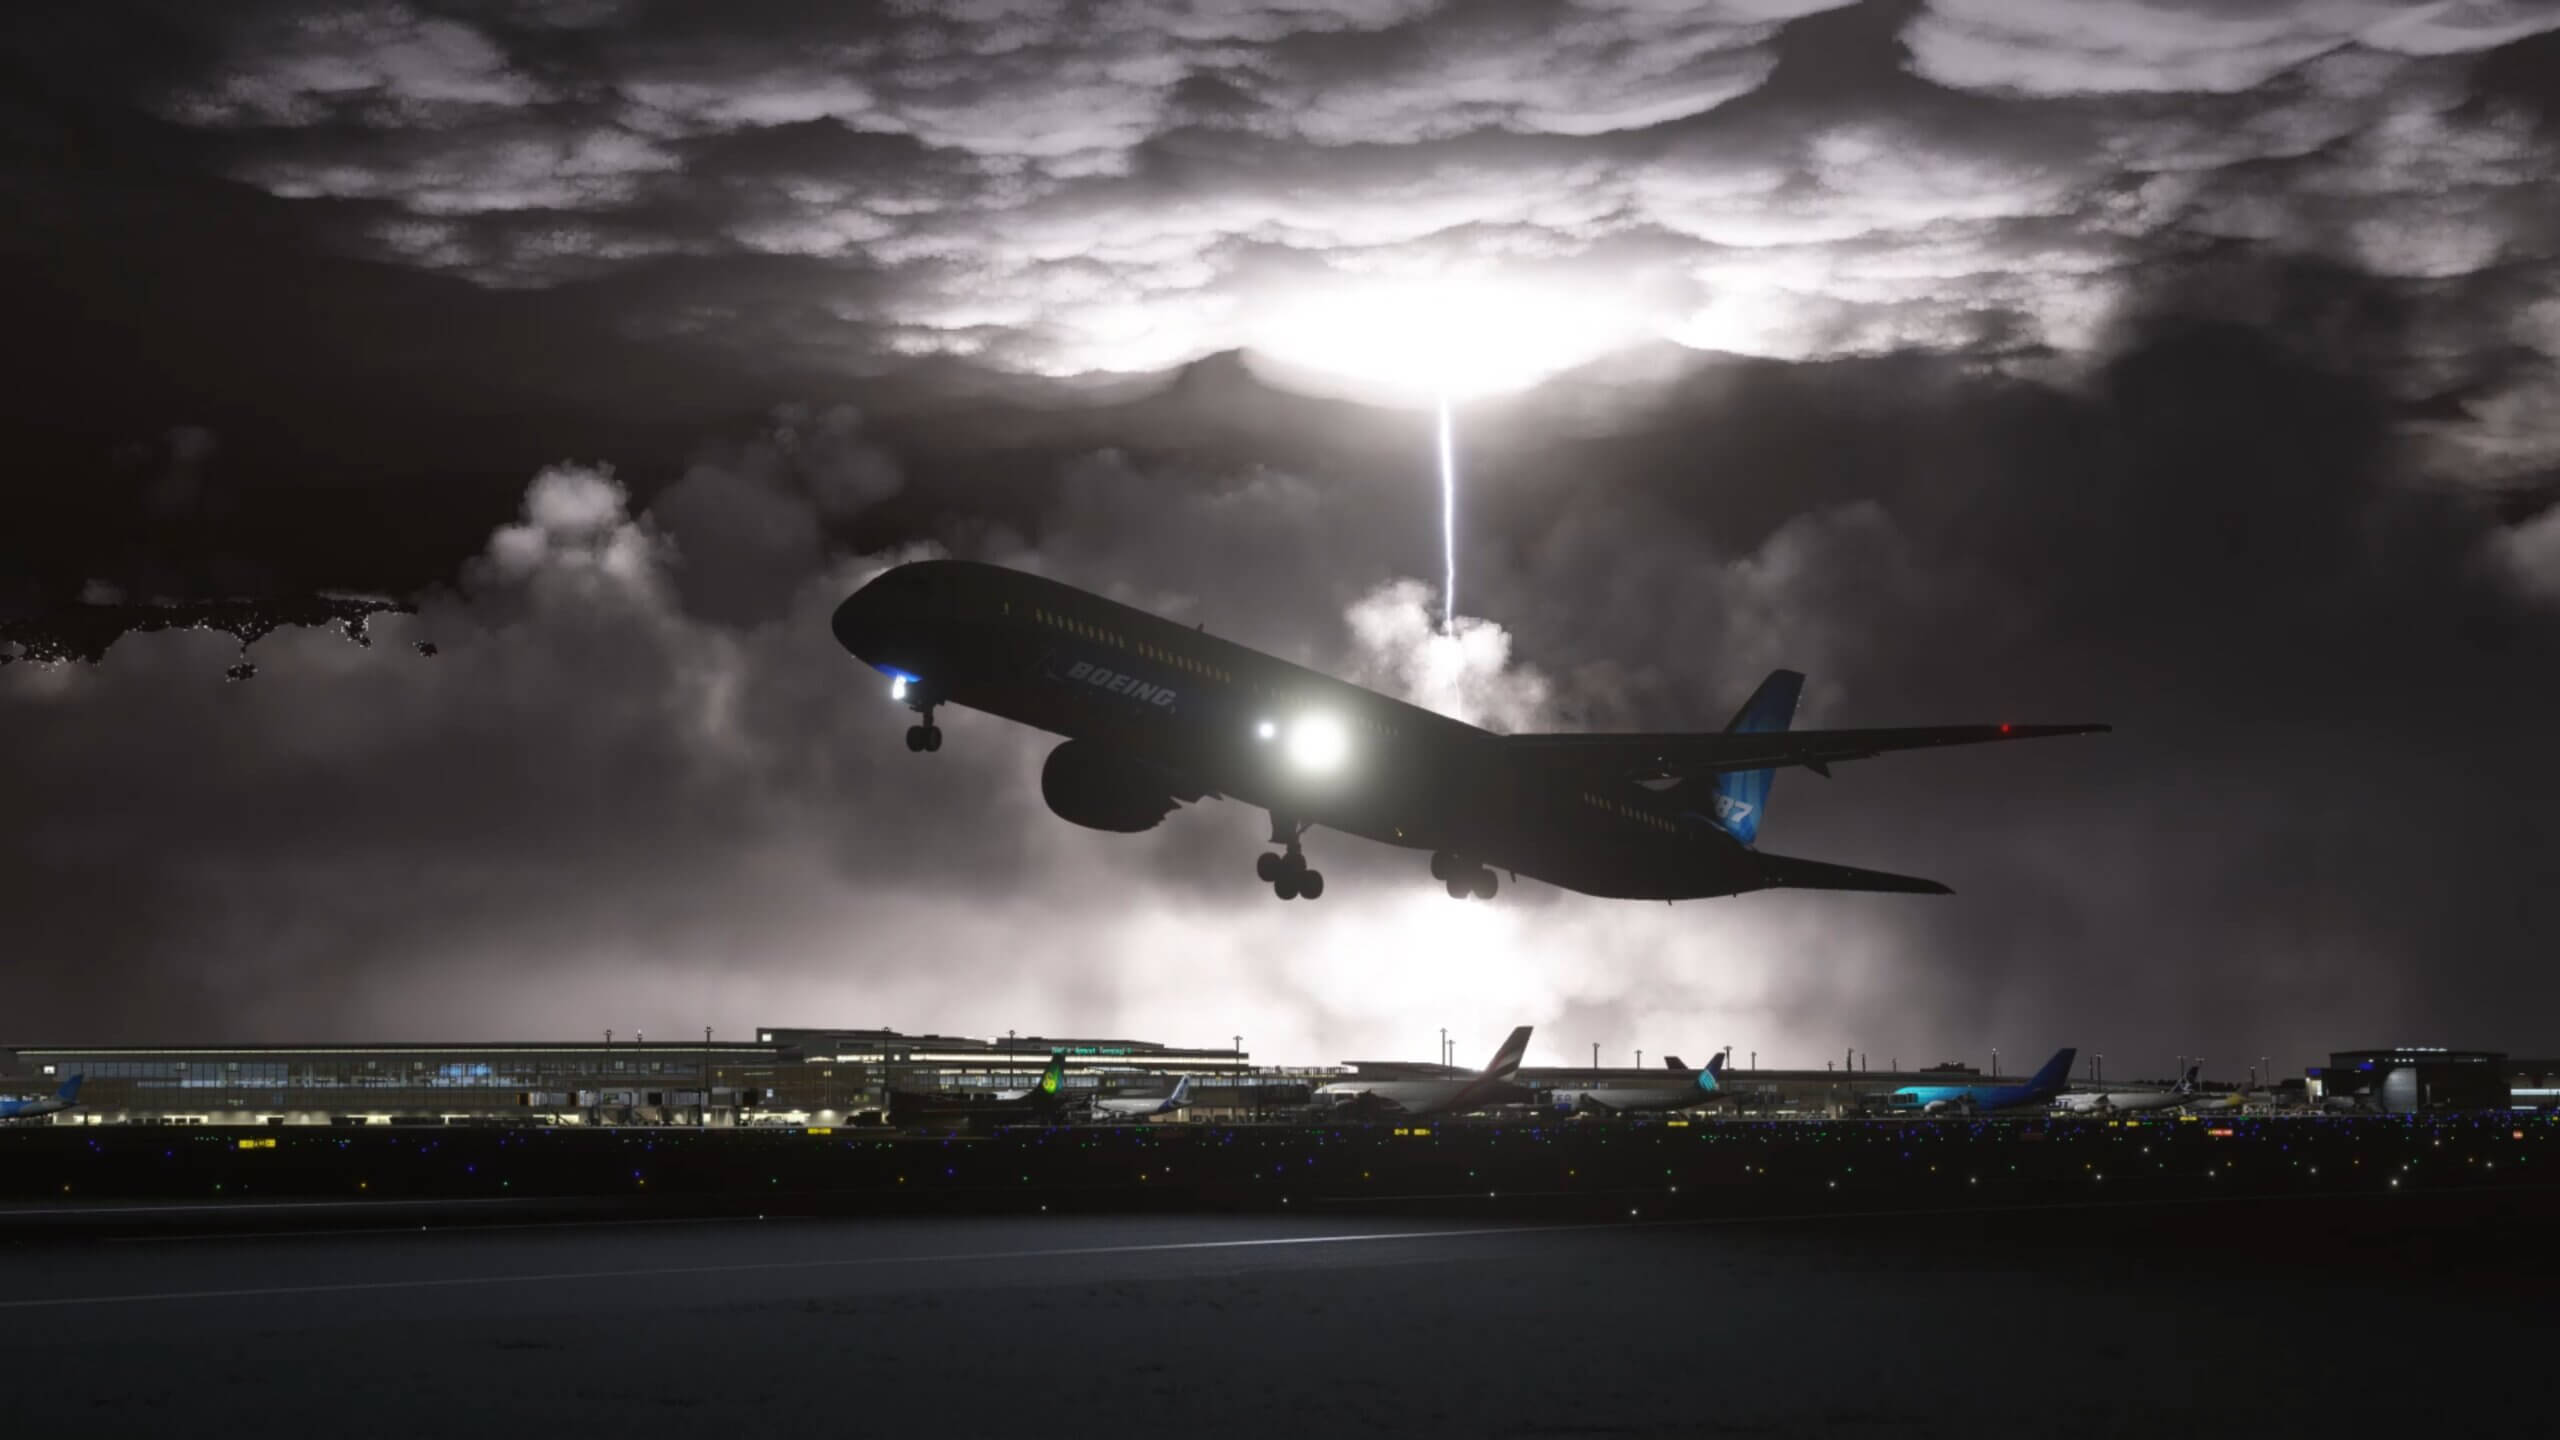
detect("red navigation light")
(1999, 724), (2011, 734)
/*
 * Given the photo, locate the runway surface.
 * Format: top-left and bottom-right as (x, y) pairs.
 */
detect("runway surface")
(8, 1188), (2553, 1435)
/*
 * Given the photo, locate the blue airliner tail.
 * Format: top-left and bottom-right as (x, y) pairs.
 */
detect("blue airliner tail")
(1709, 670), (1803, 847)
(2024, 1048), (2077, 1101)
(58, 1074), (82, 1103)
(1698, 1049), (1729, 1093)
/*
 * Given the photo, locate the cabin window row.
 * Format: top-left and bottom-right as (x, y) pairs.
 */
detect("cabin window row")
(1581, 791), (1675, 833)
(1030, 606), (1230, 684)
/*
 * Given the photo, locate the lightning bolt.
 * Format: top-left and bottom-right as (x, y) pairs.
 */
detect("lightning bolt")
(1437, 391), (1458, 631)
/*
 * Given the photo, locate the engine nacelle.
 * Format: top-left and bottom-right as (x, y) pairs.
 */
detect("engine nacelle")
(1040, 741), (1193, 833)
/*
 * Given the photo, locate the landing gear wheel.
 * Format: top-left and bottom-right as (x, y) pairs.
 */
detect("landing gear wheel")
(904, 725), (926, 752)
(921, 724), (942, 752)
(1429, 850), (1453, 882)
(1471, 868), (1498, 900)
(1447, 876), (1470, 900)
(1298, 869), (1325, 900)
(1274, 871), (1302, 900)
(1256, 852), (1284, 884)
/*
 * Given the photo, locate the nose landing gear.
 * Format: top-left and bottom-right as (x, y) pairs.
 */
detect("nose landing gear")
(903, 702), (942, 752)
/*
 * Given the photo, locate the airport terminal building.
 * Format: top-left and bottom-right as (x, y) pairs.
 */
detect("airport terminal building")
(0, 1027), (1315, 1127)
(9, 1032), (2552, 1126)
(2305, 1049), (2514, 1113)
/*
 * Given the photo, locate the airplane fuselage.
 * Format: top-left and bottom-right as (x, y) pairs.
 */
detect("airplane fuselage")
(832, 560), (1767, 900)
(2053, 1089), (2188, 1115)
(1314, 1077), (1533, 1117)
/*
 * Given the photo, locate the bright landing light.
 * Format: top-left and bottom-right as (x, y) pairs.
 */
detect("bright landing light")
(1250, 277), (1646, 404)
(1286, 714), (1349, 773)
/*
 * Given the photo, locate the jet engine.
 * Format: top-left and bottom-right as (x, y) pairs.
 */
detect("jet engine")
(1039, 741), (1196, 833)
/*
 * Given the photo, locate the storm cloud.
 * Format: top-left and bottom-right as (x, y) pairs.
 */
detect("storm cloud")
(3, 1), (2557, 1075)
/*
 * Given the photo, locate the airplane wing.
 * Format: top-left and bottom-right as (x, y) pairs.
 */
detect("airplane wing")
(1502, 723), (2109, 782)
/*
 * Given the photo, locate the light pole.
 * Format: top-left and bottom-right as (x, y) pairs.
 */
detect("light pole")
(1440, 1027), (1448, 1069)
(1592, 1042), (1599, 1082)
(702, 1025), (711, 1130)
(2096, 1053), (2104, 1085)
(1233, 1034), (1241, 1124)
(1636, 1049), (1643, 1070)
(1992, 1047), (1999, 1079)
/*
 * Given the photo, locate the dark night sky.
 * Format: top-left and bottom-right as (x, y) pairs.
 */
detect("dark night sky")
(3, 0), (2556, 1074)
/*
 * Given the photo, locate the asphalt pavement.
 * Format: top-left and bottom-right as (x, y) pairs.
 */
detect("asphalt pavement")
(6, 1189), (2552, 1435)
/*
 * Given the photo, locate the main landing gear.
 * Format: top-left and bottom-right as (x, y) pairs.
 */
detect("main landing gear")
(1259, 814), (1324, 900)
(1431, 850), (1498, 901)
(904, 704), (943, 752)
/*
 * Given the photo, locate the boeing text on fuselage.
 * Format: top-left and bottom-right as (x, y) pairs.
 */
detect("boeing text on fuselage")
(1062, 658), (1179, 709)
(832, 559), (2108, 903)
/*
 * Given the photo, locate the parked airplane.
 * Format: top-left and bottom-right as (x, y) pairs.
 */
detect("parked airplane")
(1882, 1049), (2078, 1116)
(832, 561), (2108, 901)
(886, 1051), (1075, 1129)
(0, 1074), (81, 1122)
(1092, 1074), (1192, 1120)
(2053, 1064), (2201, 1115)
(1547, 1050), (1732, 1115)
(1316, 1027), (1535, 1117)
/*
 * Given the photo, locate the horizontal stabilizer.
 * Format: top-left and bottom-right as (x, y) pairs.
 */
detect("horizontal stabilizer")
(1754, 851), (1952, 895)
(1508, 722), (2110, 783)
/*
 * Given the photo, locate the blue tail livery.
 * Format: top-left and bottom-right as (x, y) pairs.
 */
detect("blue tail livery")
(0, 1072), (83, 1122)
(1706, 669), (1803, 846)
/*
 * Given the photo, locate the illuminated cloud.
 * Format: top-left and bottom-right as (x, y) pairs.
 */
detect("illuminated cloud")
(9, 0), (2560, 1069)
(116, 0), (2554, 480)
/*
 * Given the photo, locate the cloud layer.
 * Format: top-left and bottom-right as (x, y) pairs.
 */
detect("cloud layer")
(3, 1), (2558, 1076)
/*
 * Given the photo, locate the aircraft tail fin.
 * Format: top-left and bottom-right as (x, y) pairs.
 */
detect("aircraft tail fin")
(1663, 1055), (1686, 1071)
(1167, 1074), (1192, 1106)
(1753, 850), (1952, 895)
(1480, 1026), (1533, 1081)
(57, 1074), (82, 1103)
(2177, 1064), (2200, 1095)
(2025, 1048), (2078, 1100)
(1037, 1051), (1067, 1100)
(1706, 669), (1803, 846)
(1700, 1049), (1729, 1093)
